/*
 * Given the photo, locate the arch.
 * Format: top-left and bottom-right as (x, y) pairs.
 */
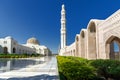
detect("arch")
(105, 36), (120, 60)
(75, 34), (80, 56)
(87, 19), (101, 32)
(73, 49), (75, 56)
(87, 21), (97, 59)
(81, 31), (85, 38)
(88, 22), (96, 33)
(76, 36), (79, 42)
(106, 36), (120, 43)
(0, 45), (2, 52)
(3, 47), (8, 54)
(71, 50), (72, 56)
(13, 47), (16, 53)
(80, 30), (86, 58)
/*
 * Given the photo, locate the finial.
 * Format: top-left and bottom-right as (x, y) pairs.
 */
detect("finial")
(62, 4), (65, 9)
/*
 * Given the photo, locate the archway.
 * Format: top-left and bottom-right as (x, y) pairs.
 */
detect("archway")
(87, 22), (96, 59)
(13, 48), (16, 53)
(80, 31), (85, 58)
(75, 35), (79, 56)
(73, 49), (75, 56)
(3, 47), (8, 54)
(71, 50), (72, 56)
(106, 36), (120, 60)
(0, 45), (2, 52)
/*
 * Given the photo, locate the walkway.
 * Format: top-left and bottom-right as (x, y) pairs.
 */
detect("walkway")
(0, 56), (59, 80)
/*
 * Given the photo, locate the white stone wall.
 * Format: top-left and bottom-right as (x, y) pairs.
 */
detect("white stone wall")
(97, 9), (120, 59)
(0, 37), (51, 55)
(65, 42), (76, 56)
(0, 37), (13, 53)
(59, 8), (120, 60)
(25, 43), (50, 55)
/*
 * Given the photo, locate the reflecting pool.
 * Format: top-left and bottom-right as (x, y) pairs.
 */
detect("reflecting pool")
(0, 56), (59, 80)
(0, 57), (46, 73)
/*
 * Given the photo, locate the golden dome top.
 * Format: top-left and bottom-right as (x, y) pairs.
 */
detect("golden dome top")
(27, 37), (40, 45)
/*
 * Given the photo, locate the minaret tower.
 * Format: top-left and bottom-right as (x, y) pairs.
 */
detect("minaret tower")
(60, 4), (66, 49)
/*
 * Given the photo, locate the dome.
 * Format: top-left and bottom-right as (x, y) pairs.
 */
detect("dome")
(5, 36), (13, 40)
(27, 37), (40, 45)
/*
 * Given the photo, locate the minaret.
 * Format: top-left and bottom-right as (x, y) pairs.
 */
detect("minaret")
(60, 4), (66, 49)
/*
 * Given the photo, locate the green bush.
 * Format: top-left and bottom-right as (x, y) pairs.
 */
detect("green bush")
(90, 59), (120, 80)
(57, 56), (96, 80)
(57, 56), (120, 80)
(62, 62), (95, 80)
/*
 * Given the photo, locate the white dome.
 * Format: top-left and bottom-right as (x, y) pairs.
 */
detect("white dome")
(5, 36), (13, 39)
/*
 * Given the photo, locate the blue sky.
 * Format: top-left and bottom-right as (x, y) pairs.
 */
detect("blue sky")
(0, 0), (120, 53)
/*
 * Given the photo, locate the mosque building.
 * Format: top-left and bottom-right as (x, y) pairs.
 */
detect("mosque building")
(59, 4), (120, 60)
(0, 36), (52, 56)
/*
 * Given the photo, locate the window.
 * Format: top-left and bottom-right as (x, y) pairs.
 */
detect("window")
(4, 41), (7, 44)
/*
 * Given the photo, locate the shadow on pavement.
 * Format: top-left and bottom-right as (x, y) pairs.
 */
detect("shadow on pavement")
(0, 74), (59, 80)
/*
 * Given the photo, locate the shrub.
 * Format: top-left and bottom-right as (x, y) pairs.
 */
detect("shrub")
(57, 56), (96, 80)
(62, 62), (95, 80)
(57, 56), (120, 80)
(90, 59), (120, 80)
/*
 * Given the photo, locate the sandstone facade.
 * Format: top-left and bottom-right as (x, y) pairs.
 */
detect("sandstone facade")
(59, 5), (120, 60)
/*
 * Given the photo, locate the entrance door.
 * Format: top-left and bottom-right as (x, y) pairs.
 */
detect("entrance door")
(3, 47), (8, 54)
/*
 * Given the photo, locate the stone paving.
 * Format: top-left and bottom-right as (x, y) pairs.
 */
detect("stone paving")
(0, 56), (59, 80)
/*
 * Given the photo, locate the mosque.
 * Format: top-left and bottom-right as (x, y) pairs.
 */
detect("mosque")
(0, 36), (52, 56)
(59, 4), (120, 60)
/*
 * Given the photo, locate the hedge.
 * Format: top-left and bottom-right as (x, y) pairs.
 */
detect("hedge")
(57, 56), (120, 80)
(57, 56), (96, 80)
(90, 59), (120, 80)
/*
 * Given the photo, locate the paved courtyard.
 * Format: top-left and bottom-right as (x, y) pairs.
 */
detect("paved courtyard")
(0, 56), (59, 80)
